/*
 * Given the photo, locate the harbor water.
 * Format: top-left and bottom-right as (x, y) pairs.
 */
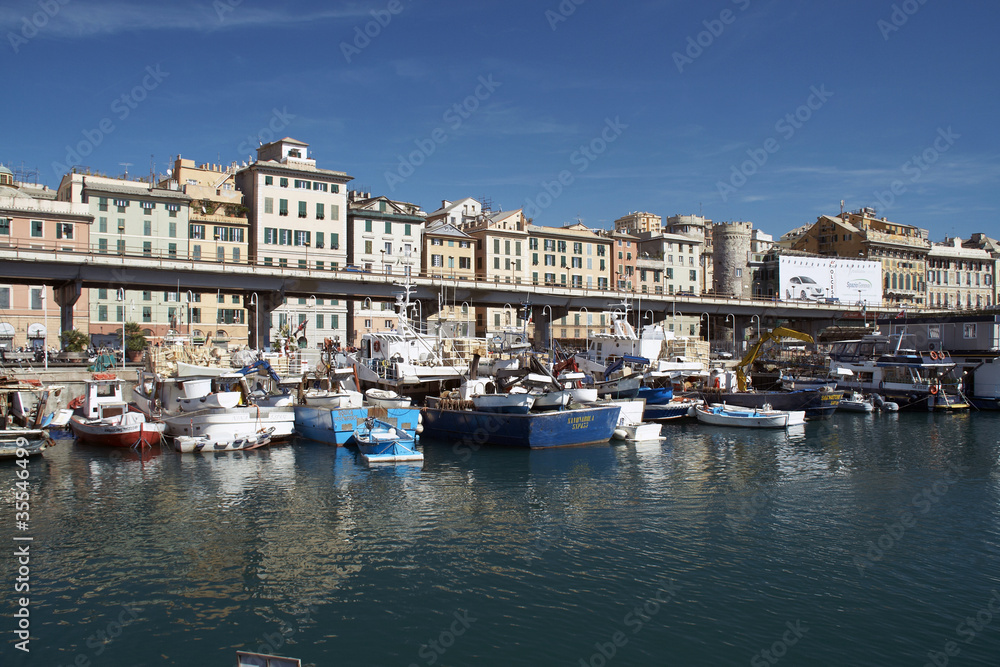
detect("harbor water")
(4, 412), (1000, 666)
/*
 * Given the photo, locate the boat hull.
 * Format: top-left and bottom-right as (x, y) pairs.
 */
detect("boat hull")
(294, 406), (421, 446)
(695, 405), (804, 429)
(645, 400), (701, 421)
(161, 407), (295, 441)
(420, 404), (621, 449)
(0, 430), (55, 458)
(69, 415), (165, 448)
(636, 387), (674, 405)
(701, 388), (841, 419)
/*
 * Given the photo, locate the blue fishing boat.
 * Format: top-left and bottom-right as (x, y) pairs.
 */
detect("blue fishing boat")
(420, 400), (621, 449)
(353, 417), (423, 464)
(636, 386), (673, 405)
(644, 398), (701, 421)
(294, 405), (421, 446)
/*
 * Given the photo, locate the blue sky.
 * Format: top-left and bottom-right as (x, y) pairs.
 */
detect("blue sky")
(2, 0), (998, 241)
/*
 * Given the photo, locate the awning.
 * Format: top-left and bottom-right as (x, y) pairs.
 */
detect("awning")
(0, 323), (14, 336)
(27, 323), (46, 337)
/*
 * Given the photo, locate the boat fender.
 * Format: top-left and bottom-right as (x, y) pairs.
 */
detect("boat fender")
(612, 428), (628, 440)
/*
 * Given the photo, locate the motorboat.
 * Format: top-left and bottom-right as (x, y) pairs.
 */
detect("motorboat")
(353, 417), (423, 464)
(838, 391), (874, 413)
(694, 403), (805, 429)
(0, 377), (56, 457)
(67, 375), (165, 448)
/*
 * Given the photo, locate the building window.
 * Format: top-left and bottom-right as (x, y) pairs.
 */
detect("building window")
(143, 241), (152, 257)
(316, 203), (324, 219)
(298, 201), (307, 218)
(30, 220), (42, 237)
(264, 198), (273, 214)
(168, 243), (177, 258)
(279, 177), (288, 187)
(265, 175), (273, 186)
(98, 305), (107, 321)
(385, 221), (392, 234)
(279, 199), (288, 216)
(190, 224), (205, 239)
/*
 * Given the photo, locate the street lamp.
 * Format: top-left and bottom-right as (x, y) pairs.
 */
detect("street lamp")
(750, 314), (761, 342)
(380, 248), (386, 275)
(186, 290), (194, 337)
(41, 286), (47, 371)
(701, 312), (711, 348)
(461, 301), (471, 337)
(580, 306), (590, 339)
(249, 292), (259, 351)
(308, 295), (317, 348)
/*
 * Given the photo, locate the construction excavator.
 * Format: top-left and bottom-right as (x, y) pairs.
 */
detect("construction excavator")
(734, 326), (814, 392)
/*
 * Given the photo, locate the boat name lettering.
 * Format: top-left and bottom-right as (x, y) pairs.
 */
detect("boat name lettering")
(569, 415), (594, 429)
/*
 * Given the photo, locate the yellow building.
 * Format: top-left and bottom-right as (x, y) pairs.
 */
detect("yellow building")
(525, 222), (612, 290)
(614, 211), (661, 234)
(792, 208), (930, 306)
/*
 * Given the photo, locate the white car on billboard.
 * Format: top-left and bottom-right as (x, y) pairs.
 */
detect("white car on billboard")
(785, 275), (825, 301)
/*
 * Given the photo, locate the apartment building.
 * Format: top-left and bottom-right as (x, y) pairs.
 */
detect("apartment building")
(614, 211), (661, 234)
(926, 238), (994, 310)
(527, 222), (610, 290)
(167, 157), (250, 346)
(0, 166), (92, 349)
(664, 214), (713, 293)
(346, 191), (424, 275)
(57, 171), (192, 344)
(635, 231), (704, 295)
(421, 221), (475, 280)
(425, 197), (483, 228)
(235, 138), (352, 348)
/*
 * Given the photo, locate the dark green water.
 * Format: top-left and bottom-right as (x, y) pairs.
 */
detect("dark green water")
(4, 412), (1000, 666)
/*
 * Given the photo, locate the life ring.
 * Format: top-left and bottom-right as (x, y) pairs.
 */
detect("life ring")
(373, 340), (381, 353)
(929, 385), (939, 395)
(714, 377), (721, 389)
(929, 350), (939, 360)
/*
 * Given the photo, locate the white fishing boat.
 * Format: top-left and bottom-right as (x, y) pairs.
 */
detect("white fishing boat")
(67, 375), (165, 448)
(556, 371), (598, 403)
(694, 403), (805, 429)
(364, 387), (412, 409)
(530, 388), (572, 410)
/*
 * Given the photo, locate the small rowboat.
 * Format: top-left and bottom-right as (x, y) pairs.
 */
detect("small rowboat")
(364, 388), (412, 409)
(354, 418), (422, 464)
(173, 427), (275, 453)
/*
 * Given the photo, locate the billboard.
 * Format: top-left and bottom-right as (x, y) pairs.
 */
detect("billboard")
(778, 256), (883, 304)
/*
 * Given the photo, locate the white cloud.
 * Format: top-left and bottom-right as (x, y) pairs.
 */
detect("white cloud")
(0, 1), (372, 36)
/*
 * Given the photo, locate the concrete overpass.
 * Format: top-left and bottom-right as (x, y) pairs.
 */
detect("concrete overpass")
(0, 246), (895, 347)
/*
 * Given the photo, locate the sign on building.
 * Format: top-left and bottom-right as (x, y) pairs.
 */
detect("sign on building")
(778, 256), (883, 304)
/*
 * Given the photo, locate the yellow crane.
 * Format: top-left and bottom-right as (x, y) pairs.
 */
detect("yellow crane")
(735, 326), (815, 392)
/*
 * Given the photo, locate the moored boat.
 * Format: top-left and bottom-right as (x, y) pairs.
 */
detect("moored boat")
(421, 400), (621, 448)
(364, 387), (412, 409)
(68, 375), (165, 448)
(694, 403), (805, 429)
(839, 391), (874, 413)
(610, 399), (663, 442)
(174, 427), (274, 453)
(353, 417), (423, 464)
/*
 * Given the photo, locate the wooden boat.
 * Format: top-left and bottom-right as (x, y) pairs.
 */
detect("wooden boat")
(636, 386), (674, 405)
(421, 400), (621, 448)
(471, 392), (535, 414)
(839, 391), (874, 413)
(173, 427), (274, 453)
(694, 403), (805, 429)
(353, 417), (423, 464)
(68, 376), (165, 448)
(364, 387), (412, 409)
(0, 377), (56, 457)
(0, 429), (54, 459)
(294, 405), (421, 446)
(644, 397), (702, 421)
(530, 388), (572, 410)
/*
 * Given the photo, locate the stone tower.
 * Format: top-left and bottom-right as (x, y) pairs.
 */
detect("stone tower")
(712, 221), (753, 297)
